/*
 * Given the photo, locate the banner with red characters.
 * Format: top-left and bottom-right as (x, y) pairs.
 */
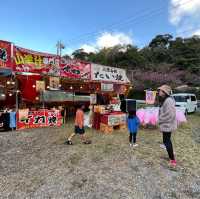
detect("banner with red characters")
(17, 109), (62, 130)
(0, 40), (129, 83)
(0, 40), (91, 79)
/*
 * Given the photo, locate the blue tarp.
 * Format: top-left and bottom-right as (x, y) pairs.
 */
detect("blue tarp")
(0, 68), (12, 77)
(9, 112), (16, 128)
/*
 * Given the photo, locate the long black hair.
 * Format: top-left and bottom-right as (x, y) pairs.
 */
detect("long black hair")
(128, 111), (136, 119)
(158, 92), (170, 107)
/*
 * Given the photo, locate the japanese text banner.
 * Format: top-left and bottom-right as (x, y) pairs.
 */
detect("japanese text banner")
(60, 59), (91, 79)
(91, 64), (129, 83)
(17, 110), (62, 130)
(13, 46), (60, 74)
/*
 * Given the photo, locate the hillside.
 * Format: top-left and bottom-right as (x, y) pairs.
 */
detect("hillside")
(67, 34), (200, 93)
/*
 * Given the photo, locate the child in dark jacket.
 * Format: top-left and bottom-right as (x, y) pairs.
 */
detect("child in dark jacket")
(127, 111), (140, 147)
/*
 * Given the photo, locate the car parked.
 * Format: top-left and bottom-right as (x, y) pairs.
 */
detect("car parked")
(171, 93), (198, 114)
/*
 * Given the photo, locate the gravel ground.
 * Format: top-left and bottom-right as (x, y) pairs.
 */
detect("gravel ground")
(0, 115), (200, 199)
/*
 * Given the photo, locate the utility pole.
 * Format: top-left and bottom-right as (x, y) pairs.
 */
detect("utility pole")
(56, 41), (65, 57)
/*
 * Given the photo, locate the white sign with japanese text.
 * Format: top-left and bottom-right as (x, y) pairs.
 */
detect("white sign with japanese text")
(90, 94), (97, 104)
(91, 64), (129, 83)
(101, 83), (114, 92)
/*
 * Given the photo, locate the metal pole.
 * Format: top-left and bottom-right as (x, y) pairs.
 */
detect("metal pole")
(56, 41), (60, 56)
(56, 41), (65, 57)
(42, 91), (45, 109)
(11, 43), (14, 61)
(15, 82), (19, 112)
(60, 40), (61, 57)
(16, 92), (18, 111)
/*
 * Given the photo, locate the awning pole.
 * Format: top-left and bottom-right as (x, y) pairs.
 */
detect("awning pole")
(15, 79), (19, 112)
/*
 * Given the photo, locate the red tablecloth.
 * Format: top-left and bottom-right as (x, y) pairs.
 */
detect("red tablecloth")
(93, 111), (126, 129)
(92, 112), (101, 130)
(101, 111), (126, 126)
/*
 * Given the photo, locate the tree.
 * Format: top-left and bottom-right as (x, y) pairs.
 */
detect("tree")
(69, 34), (200, 90)
(72, 49), (89, 60)
(149, 34), (173, 48)
(146, 34), (174, 64)
(169, 36), (200, 72)
(62, 54), (71, 60)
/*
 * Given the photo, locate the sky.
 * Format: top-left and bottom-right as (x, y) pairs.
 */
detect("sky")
(1, 0), (200, 55)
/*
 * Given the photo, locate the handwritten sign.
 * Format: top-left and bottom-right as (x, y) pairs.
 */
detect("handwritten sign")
(101, 83), (114, 92)
(49, 77), (60, 90)
(91, 64), (129, 83)
(60, 59), (91, 79)
(107, 114), (126, 126)
(90, 94), (97, 104)
(36, 81), (45, 92)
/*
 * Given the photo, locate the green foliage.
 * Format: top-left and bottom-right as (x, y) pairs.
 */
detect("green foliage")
(68, 34), (200, 89)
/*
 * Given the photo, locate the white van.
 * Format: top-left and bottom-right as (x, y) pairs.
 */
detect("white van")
(171, 93), (198, 114)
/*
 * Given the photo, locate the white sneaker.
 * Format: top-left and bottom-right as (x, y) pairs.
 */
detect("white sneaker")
(160, 144), (166, 150)
(129, 143), (132, 147)
(132, 144), (138, 147)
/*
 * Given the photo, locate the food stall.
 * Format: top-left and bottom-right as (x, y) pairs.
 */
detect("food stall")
(0, 39), (131, 131)
(89, 64), (130, 134)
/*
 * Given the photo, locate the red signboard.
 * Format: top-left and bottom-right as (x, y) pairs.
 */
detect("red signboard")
(0, 40), (108, 81)
(0, 40), (12, 68)
(17, 109), (62, 130)
(13, 45), (60, 74)
(60, 58), (91, 79)
(13, 45), (91, 79)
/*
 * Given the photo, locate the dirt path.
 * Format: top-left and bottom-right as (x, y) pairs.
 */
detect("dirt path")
(0, 116), (200, 199)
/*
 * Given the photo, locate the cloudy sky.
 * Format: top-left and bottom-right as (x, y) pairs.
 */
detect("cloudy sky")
(1, 0), (200, 54)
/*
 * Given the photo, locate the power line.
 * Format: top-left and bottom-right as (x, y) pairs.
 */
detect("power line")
(176, 26), (200, 37)
(64, 25), (200, 54)
(66, 8), (166, 46)
(67, 5), (166, 43)
(67, 17), (200, 50)
(65, 0), (192, 47)
(67, 9), (165, 46)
